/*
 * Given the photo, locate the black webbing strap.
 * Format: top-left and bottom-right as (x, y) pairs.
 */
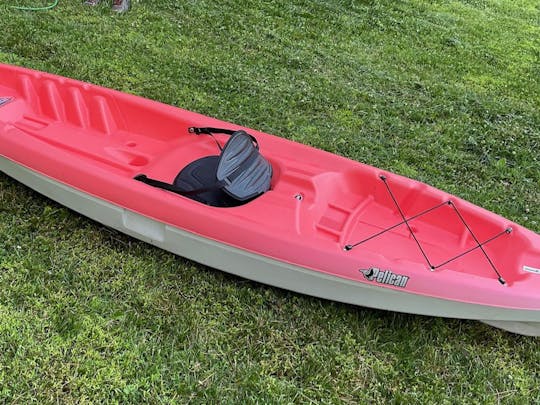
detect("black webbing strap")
(188, 127), (236, 136)
(188, 127), (259, 149)
(134, 174), (226, 197)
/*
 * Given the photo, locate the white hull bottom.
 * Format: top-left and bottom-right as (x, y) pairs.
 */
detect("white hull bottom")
(480, 320), (540, 336)
(1, 155), (539, 336)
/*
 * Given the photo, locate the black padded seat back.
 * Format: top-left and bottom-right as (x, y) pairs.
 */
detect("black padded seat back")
(217, 131), (273, 201)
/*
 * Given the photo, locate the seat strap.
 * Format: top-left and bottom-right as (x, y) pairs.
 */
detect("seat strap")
(188, 127), (259, 150)
(134, 174), (226, 197)
(188, 127), (237, 136)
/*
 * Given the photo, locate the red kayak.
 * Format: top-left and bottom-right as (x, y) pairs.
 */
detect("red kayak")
(1, 63), (539, 335)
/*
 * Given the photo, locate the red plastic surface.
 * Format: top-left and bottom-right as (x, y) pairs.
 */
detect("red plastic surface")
(1, 63), (539, 310)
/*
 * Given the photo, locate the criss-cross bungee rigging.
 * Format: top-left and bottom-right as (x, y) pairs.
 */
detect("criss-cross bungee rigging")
(344, 175), (512, 285)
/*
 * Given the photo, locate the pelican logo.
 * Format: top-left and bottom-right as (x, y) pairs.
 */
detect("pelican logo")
(360, 267), (409, 288)
(0, 97), (13, 107)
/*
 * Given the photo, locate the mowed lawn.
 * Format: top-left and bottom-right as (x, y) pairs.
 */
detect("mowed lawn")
(0, 0), (539, 402)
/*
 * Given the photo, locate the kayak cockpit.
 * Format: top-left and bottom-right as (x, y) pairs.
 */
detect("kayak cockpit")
(134, 127), (273, 207)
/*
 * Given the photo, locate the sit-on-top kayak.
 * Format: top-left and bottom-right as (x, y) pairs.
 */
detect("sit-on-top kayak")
(1, 63), (539, 336)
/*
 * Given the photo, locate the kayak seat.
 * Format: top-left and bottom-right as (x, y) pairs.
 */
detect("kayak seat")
(173, 155), (243, 207)
(135, 129), (273, 207)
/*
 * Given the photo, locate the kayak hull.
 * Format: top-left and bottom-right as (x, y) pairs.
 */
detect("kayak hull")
(1, 63), (539, 336)
(2, 154), (539, 336)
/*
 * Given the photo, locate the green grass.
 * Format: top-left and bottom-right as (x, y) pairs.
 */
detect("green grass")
(1, 0), (539, 402)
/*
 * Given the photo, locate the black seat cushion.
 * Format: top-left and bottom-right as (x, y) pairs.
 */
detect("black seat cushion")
(173, 156), (244, 207)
